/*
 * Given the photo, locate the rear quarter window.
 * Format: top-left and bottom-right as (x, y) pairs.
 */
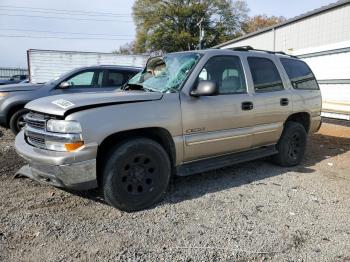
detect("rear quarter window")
(280, 58), (319, 90)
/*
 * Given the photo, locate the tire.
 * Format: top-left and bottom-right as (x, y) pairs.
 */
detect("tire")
(272, 121), (307, 167)
(9, 108), (29, 135)
(102, 138), (171, 212)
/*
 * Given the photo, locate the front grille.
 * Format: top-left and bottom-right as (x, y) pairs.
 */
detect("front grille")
(26, 119), (45, 129)
(25, 111), (49, 149)
(27, 136), (45, 149)
(25, 112), (47, 130)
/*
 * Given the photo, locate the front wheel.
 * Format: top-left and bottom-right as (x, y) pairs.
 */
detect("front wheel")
(102, 138), (171, 212)
(272, 121), (307, 167)
(9, 108), (29, 135)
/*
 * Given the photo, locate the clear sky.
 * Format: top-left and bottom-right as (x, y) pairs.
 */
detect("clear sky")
(0, 0), (338, 68)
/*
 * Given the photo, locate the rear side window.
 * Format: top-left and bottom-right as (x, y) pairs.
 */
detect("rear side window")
(280, 58), (319, 90)
(248, 57), (284, 92)
(105, 70), (139, 88)
(106, 70), (126, 87)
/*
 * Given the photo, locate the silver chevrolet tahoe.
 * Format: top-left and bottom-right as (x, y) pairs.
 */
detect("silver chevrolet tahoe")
(15, 47), (322, 212)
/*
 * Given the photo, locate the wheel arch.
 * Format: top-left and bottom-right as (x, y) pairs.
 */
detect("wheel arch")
(285, 112), (311, 133)
(6, 103), (28, 127)
(96, 127), (176, 186)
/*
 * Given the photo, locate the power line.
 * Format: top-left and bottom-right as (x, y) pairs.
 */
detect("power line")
(0, 34), (134, 41)
(0, 5), (131, 17)
(0, 13), (133, 22)
(0, 28), (134, 37)
(1, 7), (131, 18)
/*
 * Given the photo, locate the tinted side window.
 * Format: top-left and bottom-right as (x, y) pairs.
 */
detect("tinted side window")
(280, 58), (319, 90)
(198, 56), (246, 94)
(107, 71), (124, 87)
(105, 70), (130, 87)
(12, 75), (21, 81)
(248, 57), (284, 92)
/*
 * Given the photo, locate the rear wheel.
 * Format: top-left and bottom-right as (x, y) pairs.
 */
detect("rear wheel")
(272, 121), (307, 167)
(9, 108), (29, 135)
(102, 138), (171, 212)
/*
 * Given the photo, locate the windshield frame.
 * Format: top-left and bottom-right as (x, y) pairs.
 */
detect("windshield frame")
(127, 52), (203, 93)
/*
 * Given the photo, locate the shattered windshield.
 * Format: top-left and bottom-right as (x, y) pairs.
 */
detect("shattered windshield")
(128, 52), (201, 93)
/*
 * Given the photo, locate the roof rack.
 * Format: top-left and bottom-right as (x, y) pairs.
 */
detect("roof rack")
(227, 46), (298, 58)
(228, 46), (254, 51)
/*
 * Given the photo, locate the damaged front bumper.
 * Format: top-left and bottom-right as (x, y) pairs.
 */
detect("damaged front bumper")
(15, 130), (98, 190)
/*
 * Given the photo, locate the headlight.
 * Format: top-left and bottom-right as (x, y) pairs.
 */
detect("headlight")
(45, 120), (84, 151)
(46, 120), (82, 133)
(0, 92), (9, 99)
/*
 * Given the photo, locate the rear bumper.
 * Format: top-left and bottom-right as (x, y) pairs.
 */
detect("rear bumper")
(15, 130), (98, 190)
(309, 116), (322, 134)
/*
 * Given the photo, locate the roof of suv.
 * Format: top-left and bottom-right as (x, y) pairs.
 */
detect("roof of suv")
(169, 47), (299, 60)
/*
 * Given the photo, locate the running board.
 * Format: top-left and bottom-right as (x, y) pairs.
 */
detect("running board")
(176, 145), (278, 176)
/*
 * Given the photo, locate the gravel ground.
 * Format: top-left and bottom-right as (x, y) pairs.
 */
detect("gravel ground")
(0, 120), (349, 261)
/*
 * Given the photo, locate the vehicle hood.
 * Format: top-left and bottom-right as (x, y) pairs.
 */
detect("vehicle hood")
(0, 83), (44, 92)
(25, 91), (163, 117)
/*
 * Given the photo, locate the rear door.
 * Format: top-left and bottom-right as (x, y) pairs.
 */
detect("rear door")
(279, 58), (322, 121)
(245, 56), (292, 147)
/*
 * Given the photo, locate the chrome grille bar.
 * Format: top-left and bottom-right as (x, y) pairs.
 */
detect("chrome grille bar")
(24, 112), (47, 130)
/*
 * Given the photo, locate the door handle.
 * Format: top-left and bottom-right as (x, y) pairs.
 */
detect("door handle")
(280, 98), (289, 106)
(242, 101), (253, 111)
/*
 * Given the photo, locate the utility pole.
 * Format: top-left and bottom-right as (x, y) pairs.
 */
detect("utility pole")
(196, 18), (205, 50)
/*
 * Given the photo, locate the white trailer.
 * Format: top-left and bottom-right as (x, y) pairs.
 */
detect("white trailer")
(294, 41), (350, 120)
(27, 49), (148, 84)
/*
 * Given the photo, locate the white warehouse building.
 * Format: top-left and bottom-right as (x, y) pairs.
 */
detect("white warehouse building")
(216, 0), (350, 120)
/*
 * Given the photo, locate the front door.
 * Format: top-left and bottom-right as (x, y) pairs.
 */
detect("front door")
(180, 55), (255, 162)
(51, 69), (104, 95)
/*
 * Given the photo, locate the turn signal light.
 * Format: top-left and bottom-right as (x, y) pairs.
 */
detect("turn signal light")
(64, 141), (84, 152)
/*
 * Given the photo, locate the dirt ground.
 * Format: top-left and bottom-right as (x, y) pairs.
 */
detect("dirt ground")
(0, 119), (349, 261)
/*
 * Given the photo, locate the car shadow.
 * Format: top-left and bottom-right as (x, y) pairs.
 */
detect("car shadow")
(66, 132), (350, 210)
(64, 188), (107, 205)
(0, 130), (3, 138)
(162, 133), (350, 206)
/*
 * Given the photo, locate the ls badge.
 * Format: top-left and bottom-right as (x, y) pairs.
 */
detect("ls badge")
(186, 127), (205, 134)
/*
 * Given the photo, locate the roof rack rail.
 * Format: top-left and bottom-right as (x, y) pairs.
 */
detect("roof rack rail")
(228, 46), (254, 51)
(227, 46), (298, 58)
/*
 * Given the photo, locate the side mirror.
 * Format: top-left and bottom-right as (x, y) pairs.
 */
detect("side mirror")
(190, 80), (218, 97)
(58, 81), (70, 89)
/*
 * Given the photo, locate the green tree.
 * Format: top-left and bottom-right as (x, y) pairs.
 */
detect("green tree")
(241, 15), (286, 34)
(132, 0), (249, 53)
